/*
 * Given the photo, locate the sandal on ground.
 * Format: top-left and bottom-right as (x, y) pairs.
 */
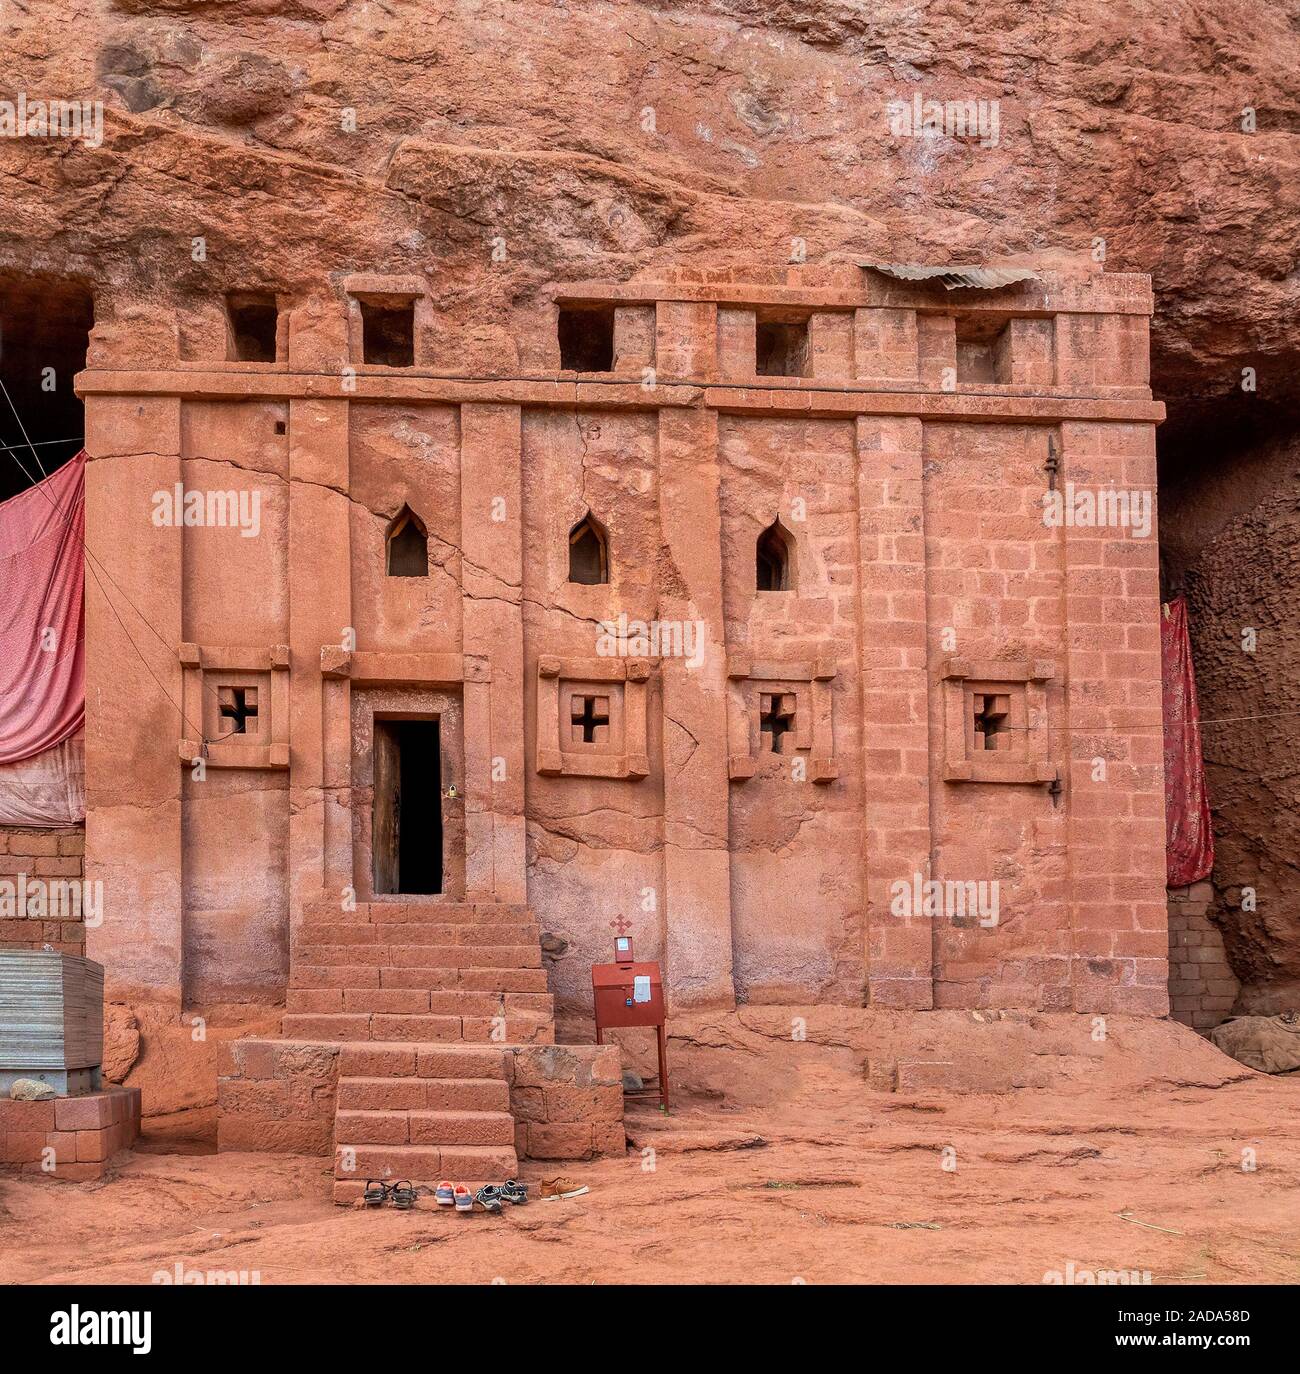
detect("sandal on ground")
(500, 1179), (528, 1206)
(541, 1177), (589, 1201)
(435, 1181), (455, 1207)
(474, 1184), (504, 1213)
(363, 1179), (389, 1208)
(453, 1184), (473, 1213)
(390, 1179), (416, 1210)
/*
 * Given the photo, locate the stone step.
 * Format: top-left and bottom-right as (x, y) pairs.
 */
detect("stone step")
(297, 921), (541, 947)
(302, 901), (533, 925)
(336, 1076), (510, 1113)
(282, 1011), (555, 1043)
(333, 1142), (517, 1182)
(336, 1108), (516, 1147)
(287, 988), (554, 1016)
(292, 965), (550, 993)
(337, 1043), (510, 1080)
(294, 944), (542, 969)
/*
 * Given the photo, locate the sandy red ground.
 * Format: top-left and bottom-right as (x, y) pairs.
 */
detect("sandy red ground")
(2, 1012), (1298, 1285)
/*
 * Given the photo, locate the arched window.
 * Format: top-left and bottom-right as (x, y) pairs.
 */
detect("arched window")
(568, 512), (609, 585)
(756, 518), (792, 591)
(386, 505), (428, 577)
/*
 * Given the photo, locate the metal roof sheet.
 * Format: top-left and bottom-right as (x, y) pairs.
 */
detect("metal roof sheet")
(862, 263), (1041, 291)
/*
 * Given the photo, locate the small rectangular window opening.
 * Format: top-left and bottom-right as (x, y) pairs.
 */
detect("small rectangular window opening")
(558, 304), (615, 372)
(955, 315), (1012, 385)
(227, 292), (279, 362)
(361, 298), (416, 367)
(755, 315), (810, 378)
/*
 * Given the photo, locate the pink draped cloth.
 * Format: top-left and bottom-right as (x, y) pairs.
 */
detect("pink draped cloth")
(1161, 595), (1213, 886)
(0, 452), (85, 775)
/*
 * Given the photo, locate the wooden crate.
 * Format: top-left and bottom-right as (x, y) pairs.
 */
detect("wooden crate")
(0, 950), (104, 1071)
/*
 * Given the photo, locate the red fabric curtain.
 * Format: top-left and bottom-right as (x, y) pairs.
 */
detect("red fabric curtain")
(1161, 595), (1213, 886)
(0, 452), (85, 765)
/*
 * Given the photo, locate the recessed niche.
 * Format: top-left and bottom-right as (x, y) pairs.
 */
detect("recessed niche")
(558, 304), (615, 372)
(361, 298), (415, 367)
(226, 292), (279, 362)
(955, 315), (1012, 384)
(568, 511), (609, 584)
(756, 518), (793, 592)
(386, 505), (429, 577)
(755, 316), (809, 377)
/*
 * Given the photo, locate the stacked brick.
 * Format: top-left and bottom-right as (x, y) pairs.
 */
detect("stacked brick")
(1167, 882), (1239, 1031)
(0, 826), (86, 954)
(0, 1086), (141, 1180)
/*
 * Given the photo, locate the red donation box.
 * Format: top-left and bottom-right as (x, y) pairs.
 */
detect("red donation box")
(591, 936), (669, 1109)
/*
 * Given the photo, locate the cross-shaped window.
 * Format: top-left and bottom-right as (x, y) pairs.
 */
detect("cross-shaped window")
(972, 692), (1010, 750)
(218, 685), (258, 736)
(571, 694), (610, 744)
(760, 693), (796, 754)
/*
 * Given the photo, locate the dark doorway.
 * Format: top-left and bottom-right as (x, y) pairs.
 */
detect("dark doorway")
(372, 719), (443, 895)
(0, 273), (94, 502)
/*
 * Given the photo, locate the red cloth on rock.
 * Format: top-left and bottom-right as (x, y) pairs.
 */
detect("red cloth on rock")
(0, 452), (85, 764)
(1161, 595), (1213, 886)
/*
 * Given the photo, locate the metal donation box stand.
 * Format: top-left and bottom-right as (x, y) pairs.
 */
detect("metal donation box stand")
(591, 936), (669, 1109)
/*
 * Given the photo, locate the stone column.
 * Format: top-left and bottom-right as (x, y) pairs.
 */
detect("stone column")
(83, 396), (184, 1007)
(1060, 419), (1168, 1014)
(460, 403), (526, 904)
(657, 406), (735, 1009)
(856, 415), (934, 1009)
(286, 398), (352, 913)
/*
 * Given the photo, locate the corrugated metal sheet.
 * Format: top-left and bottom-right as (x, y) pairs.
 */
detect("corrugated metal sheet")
(863, 263), (1040, 291)
(0, 950), (103, 1071)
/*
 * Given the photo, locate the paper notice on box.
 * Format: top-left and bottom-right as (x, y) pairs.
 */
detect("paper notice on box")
(633, 975), (652, 1003)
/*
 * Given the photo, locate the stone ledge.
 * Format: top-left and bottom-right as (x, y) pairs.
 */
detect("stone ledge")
(74, 369), (1164, 423)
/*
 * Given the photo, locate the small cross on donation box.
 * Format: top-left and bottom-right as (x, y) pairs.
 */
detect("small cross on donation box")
(591, 936), (669, 1110)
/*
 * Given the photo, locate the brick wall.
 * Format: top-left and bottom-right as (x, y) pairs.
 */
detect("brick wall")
(0, 825), (86, 954)
(1168, 882), (1239, 1031)
(508, 1044), (624, 1160)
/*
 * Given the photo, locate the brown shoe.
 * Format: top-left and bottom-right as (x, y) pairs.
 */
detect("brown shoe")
(541, 1176), (589, 1201)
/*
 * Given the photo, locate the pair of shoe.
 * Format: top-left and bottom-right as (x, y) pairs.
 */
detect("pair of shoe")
(540, 1176), (589, 1201)
(363, 1178), (416, 1209)
(434, 1179), (528, 1213)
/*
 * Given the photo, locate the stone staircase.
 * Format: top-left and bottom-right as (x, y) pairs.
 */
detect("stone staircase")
(284, 900), (555, 1205)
